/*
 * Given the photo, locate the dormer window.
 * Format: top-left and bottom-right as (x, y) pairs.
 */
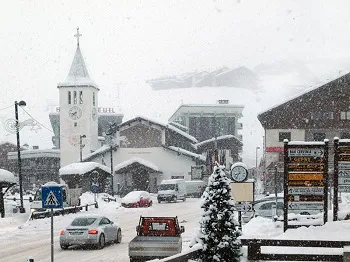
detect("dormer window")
(79, 91), (83, 104)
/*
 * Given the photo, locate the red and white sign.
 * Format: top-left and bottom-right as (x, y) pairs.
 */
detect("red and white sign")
(266, 147), (284, 152)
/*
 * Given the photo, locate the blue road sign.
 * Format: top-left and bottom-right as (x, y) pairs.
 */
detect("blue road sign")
(42, 186), (63, 209)
(91, 183), (99, 193)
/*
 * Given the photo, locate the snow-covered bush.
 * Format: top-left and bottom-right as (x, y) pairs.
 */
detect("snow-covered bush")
(198, 163), (242, 262)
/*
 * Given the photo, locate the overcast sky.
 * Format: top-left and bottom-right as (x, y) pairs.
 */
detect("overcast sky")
(1, 0), (350, 162)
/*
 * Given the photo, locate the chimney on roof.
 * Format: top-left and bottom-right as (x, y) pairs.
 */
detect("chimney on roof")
(217, 99), (229, 104)
(32, 146), (39, 150)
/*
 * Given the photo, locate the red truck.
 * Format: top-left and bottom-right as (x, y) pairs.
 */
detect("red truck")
(128, 216), (185, 262)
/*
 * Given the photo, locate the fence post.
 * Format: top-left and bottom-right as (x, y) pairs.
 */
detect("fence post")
(247, 241), (261, 261)
(344, 246), (350, 262)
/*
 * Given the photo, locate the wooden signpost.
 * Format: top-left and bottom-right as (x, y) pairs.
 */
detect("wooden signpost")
(283, 140), (328, 232)
(333, 138), (350, 221)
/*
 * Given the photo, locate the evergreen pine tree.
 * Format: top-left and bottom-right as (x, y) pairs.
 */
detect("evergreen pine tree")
(199, 163), (242, 262)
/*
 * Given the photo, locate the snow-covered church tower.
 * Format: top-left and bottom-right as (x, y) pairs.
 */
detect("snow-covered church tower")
(57, 28), (99, 167)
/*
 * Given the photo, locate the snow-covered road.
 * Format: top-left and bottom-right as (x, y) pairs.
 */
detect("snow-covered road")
(0, 195), (202, 262)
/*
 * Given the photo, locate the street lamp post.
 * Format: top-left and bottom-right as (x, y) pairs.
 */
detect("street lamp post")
(15, 100), (26, 213)
(255, 146), (261, 168)
(79, 135), (86, 162)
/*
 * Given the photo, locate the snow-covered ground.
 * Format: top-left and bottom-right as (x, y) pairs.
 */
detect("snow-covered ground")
(2, 192), (350, 261)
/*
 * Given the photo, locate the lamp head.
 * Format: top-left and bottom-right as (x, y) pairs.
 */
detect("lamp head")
(18, 101), (26, 107)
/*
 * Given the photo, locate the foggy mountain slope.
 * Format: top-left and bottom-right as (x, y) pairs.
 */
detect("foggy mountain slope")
(2, 59), (350, 169)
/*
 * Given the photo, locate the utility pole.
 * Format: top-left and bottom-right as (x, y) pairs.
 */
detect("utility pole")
(106, 123), (118, 195)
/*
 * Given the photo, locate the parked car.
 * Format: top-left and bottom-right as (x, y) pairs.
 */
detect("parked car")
(157, 179), (186, 203)
(242, 197), (322, 223)
(121, 191), (153, 208)
(59, 215), (122, 249)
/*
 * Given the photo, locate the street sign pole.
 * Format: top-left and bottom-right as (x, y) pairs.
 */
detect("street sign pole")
(323, 140), (329, 225)
(41, 184), (63, 262)
(334, 138), (339, 221)
(283, 139), (288, 233)
(51, 208), (54, 262)
(237, 203), (242, 230)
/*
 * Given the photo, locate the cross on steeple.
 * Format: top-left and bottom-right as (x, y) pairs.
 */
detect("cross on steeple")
(74, 27), (82, 47)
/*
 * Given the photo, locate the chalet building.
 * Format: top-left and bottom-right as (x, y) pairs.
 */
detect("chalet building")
(168, 100), (243, 143)
(0, 142), (17, 171)
(147, 66), (258, 90)
(7, 148), (60, 191)
(258, 72), (350, 192)
(83, 116), (207, 194)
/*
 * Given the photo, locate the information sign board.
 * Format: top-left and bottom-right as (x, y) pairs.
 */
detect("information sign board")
(288, 180), (324, 187)
(288, 194), (323, 202)
(288, 148), (324, 157)
(288, 163), (324, 172)
(338, 170), (350, 177)
(288, 187), (324, 195)
(338, 162), (350, 170)
(235, 202), (253, 212)
(339, 147), (350, 154)
(339, 185), (350, 193)
(339, 155), (350, 162)
(338, 177), (350, 185)
(288, 202), (324, 210)
(288, 156), (325, 163)
(230, 182), (254, 202)
(288, 173), (323, 181)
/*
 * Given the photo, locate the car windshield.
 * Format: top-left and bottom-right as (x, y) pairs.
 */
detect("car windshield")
(34, 190), (42, 201)
(159, 184), (175, 190)
(71, 218), (97, 226)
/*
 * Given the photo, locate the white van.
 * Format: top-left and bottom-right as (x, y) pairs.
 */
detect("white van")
(185, 180), (205, 198)
(157, 179), (186, 203)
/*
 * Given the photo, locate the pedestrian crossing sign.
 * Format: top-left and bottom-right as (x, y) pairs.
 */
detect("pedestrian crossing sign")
(42, 186), (63, 209)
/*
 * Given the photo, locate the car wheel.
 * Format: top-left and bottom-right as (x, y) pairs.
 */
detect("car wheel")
(115, 229), (122, 244)
(183, 195), (186, 202)
(60, 244), (69, 250)
(97, 234), (105, 249)
(157, 199), (161, 203)
(173, 196), (177, 202)
(149, 201), (152, 207)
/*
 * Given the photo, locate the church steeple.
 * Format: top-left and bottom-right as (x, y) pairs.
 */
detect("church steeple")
(58, 27), (98, 89)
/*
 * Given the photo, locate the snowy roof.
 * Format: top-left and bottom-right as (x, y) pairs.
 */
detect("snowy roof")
(167, 146), (206, 162)
(119, 116), (198, 143)
(59, 162), (111, 176)
(168, 121), (188, 131)
(288, 140), (326, 146)
(114, 157), (159, 172)
(57, 46), (99, 89)
(7, 149), (60, 159)
(195, 135), (242, 148)
(258, 71), (349, 116)
(168, 103), (244, 122)
(0, 141), (16, 147)
(0, 169), (15, 184)
(82, 145), (113, 161)
(230, 161), (248, 170)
